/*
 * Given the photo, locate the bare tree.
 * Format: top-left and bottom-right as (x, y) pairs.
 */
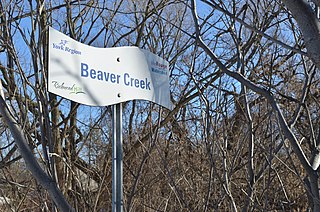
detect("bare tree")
(190, 0), (320, 210)
(1, 0), (320, 211)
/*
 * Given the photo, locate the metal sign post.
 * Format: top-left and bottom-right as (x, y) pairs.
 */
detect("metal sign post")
(112, 103), (123, 211)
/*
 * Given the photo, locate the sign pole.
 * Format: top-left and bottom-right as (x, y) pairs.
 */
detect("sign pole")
(112, 103), (123, 212)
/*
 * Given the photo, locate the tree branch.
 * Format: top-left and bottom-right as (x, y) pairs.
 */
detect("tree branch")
(0, 82), (74, 212)
(190, 0), (314, 176)
(281, 0), (320, 69)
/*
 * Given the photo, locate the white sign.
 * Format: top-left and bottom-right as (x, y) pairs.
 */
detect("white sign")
(48, 27), (172, 109)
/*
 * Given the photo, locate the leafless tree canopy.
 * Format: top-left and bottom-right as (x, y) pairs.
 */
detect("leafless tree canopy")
(0, 0), (320, 211)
